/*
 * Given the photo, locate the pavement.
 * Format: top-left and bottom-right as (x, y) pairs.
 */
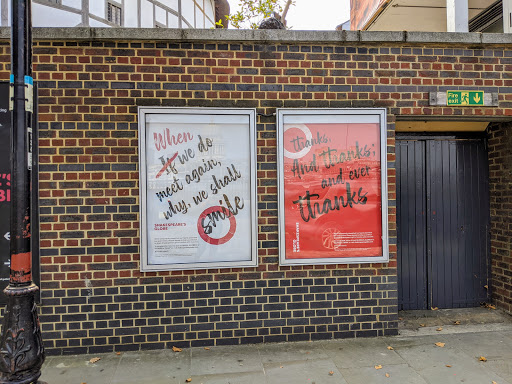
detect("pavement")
(40, 308), (512, 384)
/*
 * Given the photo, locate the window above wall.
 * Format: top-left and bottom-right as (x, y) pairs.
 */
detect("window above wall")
(107, 1), (122, 26)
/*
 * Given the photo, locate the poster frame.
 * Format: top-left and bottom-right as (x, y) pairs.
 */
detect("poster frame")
(277, 108), (389, 266)
(138, 107), (258, 272)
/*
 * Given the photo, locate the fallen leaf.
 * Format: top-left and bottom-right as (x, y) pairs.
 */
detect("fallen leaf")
(375, 365), (382, 370)
(116, 352), (121, 356)
(479, 356), (487, 362)
(436, 327), (443, 332)
(329, 371), (334, 376)
(385, 373), (390, 378)
(387, 346), (394, 350)
(204, 347), (210, 350)
(420, 324), (426, 327)
(89, 357), (100, 364)
(435, 342), (445, 348)
(431, 307), (439, 311)
(484, 285), (489, 289)
(185, 378), (192, 383)
(446, 365), (452, 368)
(492, 381), (498, 384)
(172, 346), (182, 352)
(454, 321), (461, 325)
(398, 317), (403, 320)
(280, 366), (283, 369)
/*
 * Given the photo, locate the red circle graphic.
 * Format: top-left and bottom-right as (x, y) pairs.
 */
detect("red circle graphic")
(197, 206), (237, 245)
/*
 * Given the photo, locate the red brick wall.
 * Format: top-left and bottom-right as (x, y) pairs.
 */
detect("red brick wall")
(489, 123), (512, 314)
(0, 34), (510, 354)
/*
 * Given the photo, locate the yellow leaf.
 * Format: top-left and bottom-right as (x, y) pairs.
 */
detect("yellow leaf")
(420, 324), (426, 327)
(172, 346), (182, 352)
(204, 347), (210, 350)
(436, 327), (443, 331)
(484, 285), (489, 289)
(435, 342), (445, 348)
(185, 378), (192, 383)
(387, 346), (394, 350)
(385, 373), (390, 378)
(492, 381), (498, 384)
(454, 321), (461, 325)
(479, 356), (487, 362)
(116, 352), (121, 356)
(329, 371), (334, 376)
(375, 365), (382, 370)
(89, 357), (100, 364)
(431, 307), (438, 311)
(446, 365), (452, 368)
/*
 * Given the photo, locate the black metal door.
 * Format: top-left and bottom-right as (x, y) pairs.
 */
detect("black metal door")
(397, 135), (490, 310)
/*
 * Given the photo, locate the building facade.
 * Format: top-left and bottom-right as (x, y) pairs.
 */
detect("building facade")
(350, 0), (512, 33)
(0, 0), (224, 29)
(0, 28), (510, 355)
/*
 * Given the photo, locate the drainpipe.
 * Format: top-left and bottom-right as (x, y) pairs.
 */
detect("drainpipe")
(0, 0), (45, 383)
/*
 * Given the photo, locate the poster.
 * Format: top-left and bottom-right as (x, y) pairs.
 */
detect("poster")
(139, 108), (257, 271)
(278, 109), (388, 265)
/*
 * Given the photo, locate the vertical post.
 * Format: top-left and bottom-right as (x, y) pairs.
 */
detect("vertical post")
(446, 0), (469, 32)
(504, 0), (512, 33)
(82, 0), (90, 26)
(0, 0), (45, 383)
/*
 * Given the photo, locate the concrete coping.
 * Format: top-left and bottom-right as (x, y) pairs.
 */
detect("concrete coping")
(0, 27), (511, 45)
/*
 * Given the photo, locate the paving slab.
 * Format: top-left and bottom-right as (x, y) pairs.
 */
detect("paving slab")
(442, 331), (512, 360)
(111, 350), (191, 384)
(394, 340), (510, 384)
(190, 344), (264, 376)
(321, 338), (406, 369)
(40, 352), (120, 384)
(264, 358), (346, 384)
(256, 340), (329, 364)
(486, 359), (512, 382)
(187, 371), (267, 384)
(340, 364), (428, 384)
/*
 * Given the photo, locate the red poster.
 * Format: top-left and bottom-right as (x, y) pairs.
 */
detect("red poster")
(281, 121), (384, 262)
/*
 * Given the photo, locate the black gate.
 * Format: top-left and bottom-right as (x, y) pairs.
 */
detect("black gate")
(397, 134), (490, 310)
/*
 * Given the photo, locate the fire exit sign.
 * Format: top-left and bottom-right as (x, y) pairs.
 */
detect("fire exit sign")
(446, 91), (484, 106)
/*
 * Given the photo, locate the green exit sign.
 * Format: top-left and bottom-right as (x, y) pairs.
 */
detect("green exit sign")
(447, 91), (484, 106)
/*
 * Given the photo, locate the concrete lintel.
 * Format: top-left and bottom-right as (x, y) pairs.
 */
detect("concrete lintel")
(359, 31), (405, 42)
(481, 33), (512, 44)
(0, 27), (508, 46)
(406, 31), (482, 44)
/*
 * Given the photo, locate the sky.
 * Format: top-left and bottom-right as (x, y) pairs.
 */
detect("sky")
(226, 0), (351, 30)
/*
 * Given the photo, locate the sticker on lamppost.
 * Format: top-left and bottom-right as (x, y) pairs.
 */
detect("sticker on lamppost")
(138, 108), (258, 271)
(277, 109), (389, 265)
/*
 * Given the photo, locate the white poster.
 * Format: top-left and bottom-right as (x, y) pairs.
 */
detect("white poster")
(139, 108), (257, 271)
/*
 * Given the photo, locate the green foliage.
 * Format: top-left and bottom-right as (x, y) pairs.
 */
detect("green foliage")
(226, 0), (293, 29)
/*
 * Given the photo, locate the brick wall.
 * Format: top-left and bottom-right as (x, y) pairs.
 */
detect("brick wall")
(489, 122), (512, 314)
(0, 29), (511, 355)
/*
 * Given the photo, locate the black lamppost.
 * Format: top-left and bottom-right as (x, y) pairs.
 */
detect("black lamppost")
(0, 1), (45, 383)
